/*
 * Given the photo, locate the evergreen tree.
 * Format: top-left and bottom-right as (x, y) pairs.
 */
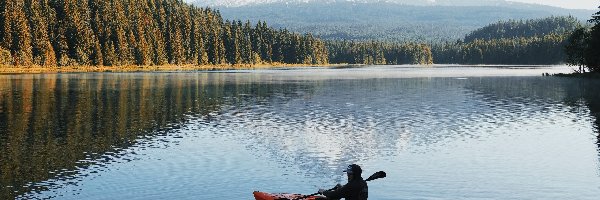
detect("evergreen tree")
(565, 27), (589, 72)
(241, 21), (253, 64)
(0, 47), (11, 65)
(3, 0), (34, 66)
(585, 7), (600, 72)
(26, 0), (57, 66)
(129, 0), (151, 65)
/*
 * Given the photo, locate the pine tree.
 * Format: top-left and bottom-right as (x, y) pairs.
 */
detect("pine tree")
(585, 6), (600, 72)
(0, 47), (11, 65)
(3, 0), (34, 66)
(241, 21), (253, 64)
(0, 0), (5, 47)
(26, 0), (57, 66)
(113, 0), (131, 65)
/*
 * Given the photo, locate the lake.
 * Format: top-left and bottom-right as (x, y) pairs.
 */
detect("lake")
(1, 65), (600, 199)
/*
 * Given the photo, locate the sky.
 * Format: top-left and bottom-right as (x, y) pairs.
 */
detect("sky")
(508, 0), (597, 10)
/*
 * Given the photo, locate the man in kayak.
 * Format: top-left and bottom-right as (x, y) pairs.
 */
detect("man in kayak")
(318, 164), (368, 200)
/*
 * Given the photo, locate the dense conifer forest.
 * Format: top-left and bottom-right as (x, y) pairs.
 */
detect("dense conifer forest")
(328, 16), (581, 65)
(0, 0), (328, 67)
(433, 16), (580, 64)
(327, 40), (433, 65)
(0, 0), (594, 67)
(463, 16), (580, 42)
(433, 33), (569, 65)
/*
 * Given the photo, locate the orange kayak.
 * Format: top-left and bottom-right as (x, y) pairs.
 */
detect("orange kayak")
(253, 191), (327, 200)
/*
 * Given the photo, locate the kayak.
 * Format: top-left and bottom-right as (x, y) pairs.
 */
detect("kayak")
(253, 191), (327, 200)
(254, 170), (385, 200)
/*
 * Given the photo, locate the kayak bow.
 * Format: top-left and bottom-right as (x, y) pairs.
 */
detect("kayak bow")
(253, 191), (326, 200)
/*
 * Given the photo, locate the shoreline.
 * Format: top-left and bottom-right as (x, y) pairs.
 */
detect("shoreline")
(553, 72), (600, 78)
(0, 63), (346, 74)
(0, 64), (578, 74)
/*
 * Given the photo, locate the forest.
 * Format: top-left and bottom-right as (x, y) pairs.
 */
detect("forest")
(463, 16), (580, 42)
(0, 0), (595, 67)
(433, 16), (580, 64)
(327, 40), (433, 65)
(0, 0), (328, 67)
(327, 16), (581, 65)
(564, 8), (600, 73)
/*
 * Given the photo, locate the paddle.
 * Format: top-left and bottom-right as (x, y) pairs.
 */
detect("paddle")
(365, 171), (387, 181)
(290, 171), (387, 200)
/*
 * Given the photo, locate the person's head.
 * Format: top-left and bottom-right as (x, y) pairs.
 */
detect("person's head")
(343, 164), (362, 181)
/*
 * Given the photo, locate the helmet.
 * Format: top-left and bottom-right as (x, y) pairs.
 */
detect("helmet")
(343, 164), (362, 175)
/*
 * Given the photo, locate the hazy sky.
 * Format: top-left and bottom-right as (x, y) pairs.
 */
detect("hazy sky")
(509, 0), (598, 10)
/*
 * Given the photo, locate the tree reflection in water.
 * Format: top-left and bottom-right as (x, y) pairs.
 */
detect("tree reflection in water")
(0, 73), (313, 199)
(464, 76), (600, 169)
(2, 72), (600, 199)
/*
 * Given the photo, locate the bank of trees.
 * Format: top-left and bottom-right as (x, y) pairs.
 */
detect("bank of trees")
(433, 33), (568, 64)
(327, 40), (433, 65)
(433, 16), (579, 64)
(464, 16), (580, 42)
(0, 0), (590, 68)
(0, 0), (328, 67)
(330, 16), (578, 65)
(565, 7), (600, 72)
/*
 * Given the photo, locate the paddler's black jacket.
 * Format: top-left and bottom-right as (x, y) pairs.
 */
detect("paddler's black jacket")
(322, 176), (368, 200)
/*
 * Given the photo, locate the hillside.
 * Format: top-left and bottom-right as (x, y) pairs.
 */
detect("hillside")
(323, 16), (583, 65)
(432, 16), (580, 64)
(190, 0), (559, 8)
(464, 16), (581, 42)
(194, 1), (594, 42)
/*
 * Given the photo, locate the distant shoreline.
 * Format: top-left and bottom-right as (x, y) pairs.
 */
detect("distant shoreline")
(0, 64), (577, 74)
(0, 63), (345, 74)
(553, 72), (600, 78)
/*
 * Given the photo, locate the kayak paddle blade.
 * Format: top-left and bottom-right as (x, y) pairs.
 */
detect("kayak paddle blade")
(365, 171), (386, 181)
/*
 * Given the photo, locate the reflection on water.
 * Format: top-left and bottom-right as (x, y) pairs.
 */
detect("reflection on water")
(465, 77), (600, 146)
(0, 73), (313, 199)
(576, 81), (600, 148)
(1, 66), (599, 199)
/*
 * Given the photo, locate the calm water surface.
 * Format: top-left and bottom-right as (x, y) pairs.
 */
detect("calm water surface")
(1, 65), (600, 199)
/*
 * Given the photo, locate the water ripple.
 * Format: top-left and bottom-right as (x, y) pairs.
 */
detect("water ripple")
(5, 68), (600, 199)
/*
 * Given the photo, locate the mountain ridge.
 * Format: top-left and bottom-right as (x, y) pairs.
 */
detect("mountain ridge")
(189, 0), (595, 10)
(196, 1), (594, 42)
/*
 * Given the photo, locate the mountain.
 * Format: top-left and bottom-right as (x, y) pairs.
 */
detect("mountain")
(190, 0), (526, 8)
(189, 0), (594, 42)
